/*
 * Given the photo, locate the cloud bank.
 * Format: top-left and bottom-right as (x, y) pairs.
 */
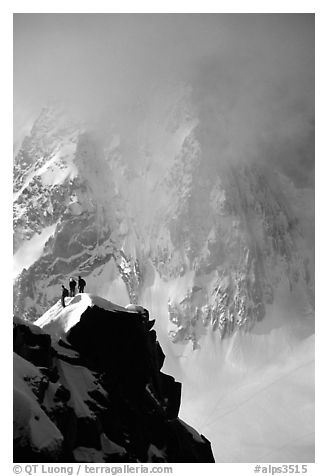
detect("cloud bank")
(14, 14), (314, 186)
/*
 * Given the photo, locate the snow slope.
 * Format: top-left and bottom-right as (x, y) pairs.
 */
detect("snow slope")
(14, 353), (64, 459)
(178, 331), (314, 463)
(13, 224), (57, 278)
(35, 293), (131, 340)
(137, 266), (314, 462)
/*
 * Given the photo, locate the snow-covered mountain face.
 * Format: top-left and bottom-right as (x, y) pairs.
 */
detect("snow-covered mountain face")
(13, 86), (314, 462)
(14, 87), (314, 339)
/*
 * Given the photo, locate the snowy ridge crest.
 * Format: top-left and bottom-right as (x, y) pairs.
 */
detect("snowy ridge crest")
(13, 295), (215, 462)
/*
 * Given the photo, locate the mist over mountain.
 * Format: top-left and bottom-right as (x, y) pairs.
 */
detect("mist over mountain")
(13, 14), (314, 462)
(14, 14), (314, 176)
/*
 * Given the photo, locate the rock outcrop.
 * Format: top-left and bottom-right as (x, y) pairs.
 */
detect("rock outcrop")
(13, 295), (215, 462)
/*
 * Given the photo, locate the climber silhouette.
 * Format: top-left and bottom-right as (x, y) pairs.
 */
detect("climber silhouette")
(61, 285), (69, 307)
(69, 277), (77, 297)
(78, 275), (86, 293)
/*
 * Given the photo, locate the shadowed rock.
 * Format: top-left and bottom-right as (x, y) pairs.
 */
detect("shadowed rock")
(13, 300), (215, 462)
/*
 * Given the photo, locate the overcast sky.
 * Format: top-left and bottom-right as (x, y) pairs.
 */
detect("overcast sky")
(14, 14), (314, 186)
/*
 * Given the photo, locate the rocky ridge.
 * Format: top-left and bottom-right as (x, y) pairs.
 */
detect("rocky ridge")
(13, 294), (214, 462)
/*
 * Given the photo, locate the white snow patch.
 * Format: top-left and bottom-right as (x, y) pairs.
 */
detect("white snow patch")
(101, 434), (126, 456)
(147, 443), (166, 461)
(125, 304), (147, 314)
(35, 293), (128, 340)
(73, 434), (126, 462)
(13, 223), (57, 278)
(38, 144), (78, 186)
(86, 257), (130, 307)
(13, 169), (37, 202)
(14, 353), (63, 455)
(56, 359), (107, 418)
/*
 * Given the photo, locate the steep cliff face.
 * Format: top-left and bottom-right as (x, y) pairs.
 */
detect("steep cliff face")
(13, 92), (314, 345)
(14, 294), (214, 462)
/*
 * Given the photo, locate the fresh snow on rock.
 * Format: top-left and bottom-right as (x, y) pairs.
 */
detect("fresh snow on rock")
(14, 353), (64, 457)
(56, 359), (107, 419)
(35, 293), (128, 340)
(13, 223), (57, 278)
(73, 434), (127, 462)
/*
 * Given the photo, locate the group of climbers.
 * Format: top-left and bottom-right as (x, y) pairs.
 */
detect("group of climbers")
(60, 283), (166, 412)
(61, 276), (87, 307)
